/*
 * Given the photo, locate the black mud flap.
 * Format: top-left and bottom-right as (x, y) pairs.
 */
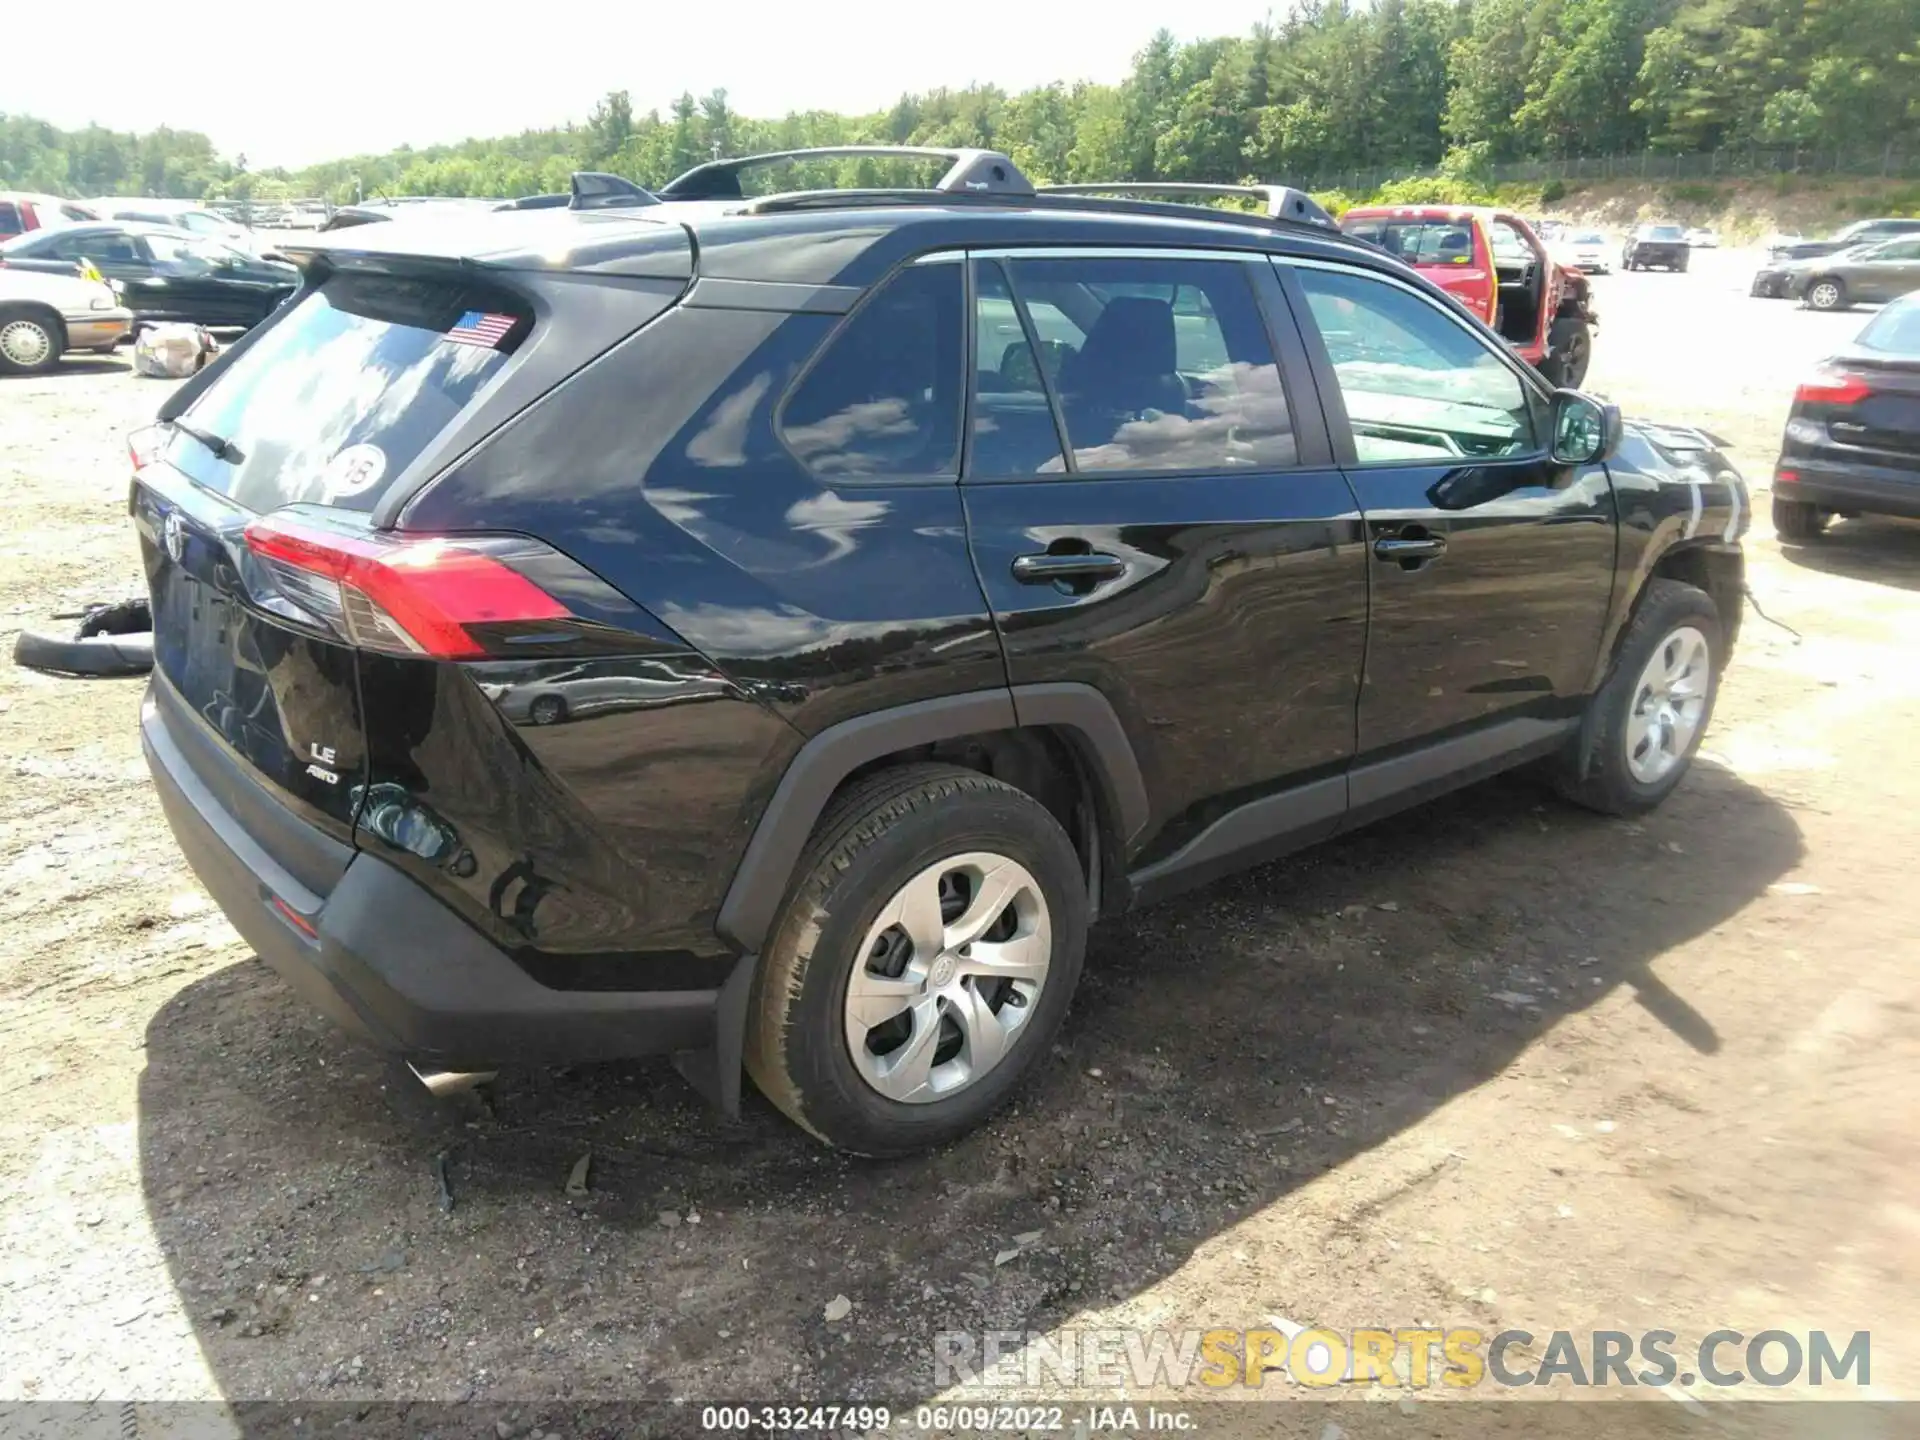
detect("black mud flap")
(671, 952), (756, 1118)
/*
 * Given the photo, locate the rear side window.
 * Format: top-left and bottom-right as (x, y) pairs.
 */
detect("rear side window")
(778, 261), (963, 478)
(970, 261), (1068, 479)
(0, 203), (20, 238)
(166, 273), (528, 513)
(1001, 254), (1297, 474)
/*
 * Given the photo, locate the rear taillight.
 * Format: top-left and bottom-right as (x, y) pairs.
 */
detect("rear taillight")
(242, 513), (569, 659)
(1794, 368), (1872, 407)
(128, 424), (167, 472)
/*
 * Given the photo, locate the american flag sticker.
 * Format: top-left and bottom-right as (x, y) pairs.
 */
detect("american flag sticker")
(444, 310), (516, 348)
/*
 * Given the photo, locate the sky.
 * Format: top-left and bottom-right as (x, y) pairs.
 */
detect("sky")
(9, 0), (1282, 170)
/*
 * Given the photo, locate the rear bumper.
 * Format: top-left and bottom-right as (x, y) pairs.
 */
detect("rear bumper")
(141, 682), (730, 1070)
(61, 312), (133, 348)
(1776, 461), (1920, 520)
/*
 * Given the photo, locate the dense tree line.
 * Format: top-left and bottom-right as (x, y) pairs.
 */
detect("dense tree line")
(4, 0), (1916, 204)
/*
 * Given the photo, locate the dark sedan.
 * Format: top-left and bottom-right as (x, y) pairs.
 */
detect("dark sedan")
(0, 222), (298, 329)
(1772, 295), (1920, 538)
(1622, 224), (1690, 271)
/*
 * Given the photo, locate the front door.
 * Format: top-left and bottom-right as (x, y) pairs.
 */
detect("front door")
(961, 249), (1370, 875)
(1856, 238), (1920, 303)
(1279, 260), (1616, 773)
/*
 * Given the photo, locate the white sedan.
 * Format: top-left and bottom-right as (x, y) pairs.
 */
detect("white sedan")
(0, 266), (133, 375)
(1551, 229), (1612, 273)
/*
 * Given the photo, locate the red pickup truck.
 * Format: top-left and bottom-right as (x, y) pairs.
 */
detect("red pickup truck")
(1338, 205), (1596, 388)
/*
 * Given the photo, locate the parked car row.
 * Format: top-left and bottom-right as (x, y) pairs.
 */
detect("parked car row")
(0, 223), (298, 335)
(1752, 217), (1920, 309)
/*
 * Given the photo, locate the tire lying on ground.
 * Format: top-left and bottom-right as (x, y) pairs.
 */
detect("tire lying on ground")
(12, 629), (155, 678)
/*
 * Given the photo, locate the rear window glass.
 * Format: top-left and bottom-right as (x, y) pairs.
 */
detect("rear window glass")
(1342, 219), (1478, 266)
(166, 273), (528, 513)
(1644, 226), (1686, 241)
(1855, 300), (1920, 355)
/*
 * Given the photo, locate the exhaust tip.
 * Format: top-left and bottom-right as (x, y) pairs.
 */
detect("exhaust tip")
(408, 1063), (497, 1098)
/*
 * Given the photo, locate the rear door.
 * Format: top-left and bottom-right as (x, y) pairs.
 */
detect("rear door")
(134, 271), (537, 857)
(961, 247), (1369, 879)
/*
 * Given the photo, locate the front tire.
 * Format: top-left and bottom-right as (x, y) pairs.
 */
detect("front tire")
(1805, 278), (1847, 311)
(1772, 496), (1829, 541)
(746, 763), (1087, 1155)
(527, 693), (568, 726)
(1554, 580), (1722, 817)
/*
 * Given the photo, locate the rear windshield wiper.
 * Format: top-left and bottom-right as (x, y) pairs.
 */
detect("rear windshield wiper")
(170, 418), (245, 465)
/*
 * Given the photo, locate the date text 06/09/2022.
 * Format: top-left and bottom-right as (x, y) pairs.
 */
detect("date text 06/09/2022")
(700, 1405), (1198, 1432)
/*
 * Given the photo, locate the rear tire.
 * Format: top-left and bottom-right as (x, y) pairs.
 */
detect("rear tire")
(527, 694), (568, 726)
(745, 763), (1087, 1155)
(1553, 580), (1722, 817)
(1772, 496), (1829, 541)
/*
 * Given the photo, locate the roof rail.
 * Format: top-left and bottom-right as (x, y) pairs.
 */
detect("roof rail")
(659, 146), (1034, 201)
(1041, 182), (1335, 229)
(569, 171), (659, 211)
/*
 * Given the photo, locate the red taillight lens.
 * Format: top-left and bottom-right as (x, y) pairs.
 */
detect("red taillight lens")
(128, 424), (167, 472)
(242, 514), (568, 658)
(1794, 368), (1872, 407)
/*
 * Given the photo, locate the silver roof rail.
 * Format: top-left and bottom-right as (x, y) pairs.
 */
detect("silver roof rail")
(1041, 182), (1335, 229)
(660, 146), (1034, 201)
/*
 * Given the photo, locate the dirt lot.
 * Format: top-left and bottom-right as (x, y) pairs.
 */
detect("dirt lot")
(3, 247), (1918, 1432)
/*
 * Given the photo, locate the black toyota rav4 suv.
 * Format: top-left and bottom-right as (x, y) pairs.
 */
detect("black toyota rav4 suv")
(133, 148), (1749, 1155)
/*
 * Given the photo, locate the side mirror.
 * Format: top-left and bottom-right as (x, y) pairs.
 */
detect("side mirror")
(1550, 388), (1622, 465)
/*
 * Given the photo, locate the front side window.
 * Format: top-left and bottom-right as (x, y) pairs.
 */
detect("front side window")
(0, 203), (23, 239)
(996, 254), (1296, 474)
(779, 261), (963, 479)
(1291, 265), (1537, 465)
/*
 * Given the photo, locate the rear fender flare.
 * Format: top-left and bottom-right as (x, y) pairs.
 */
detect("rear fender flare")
(715, 684), (1149, 957)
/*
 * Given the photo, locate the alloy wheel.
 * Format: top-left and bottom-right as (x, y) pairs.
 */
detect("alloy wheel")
(1625, 625), (1711, 784)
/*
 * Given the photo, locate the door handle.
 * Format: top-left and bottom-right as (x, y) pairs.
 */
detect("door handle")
(1011, 552), (1126, 585)
(1372, 534), (1447, 563)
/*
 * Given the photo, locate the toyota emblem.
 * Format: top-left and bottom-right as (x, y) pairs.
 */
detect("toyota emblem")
(162, 511), (186, 563)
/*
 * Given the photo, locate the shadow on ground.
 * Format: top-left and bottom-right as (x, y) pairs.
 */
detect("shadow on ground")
(136, 762), (1801, 1427)
(1780, 516), (1920, 591)
(4, 355), (132, 381)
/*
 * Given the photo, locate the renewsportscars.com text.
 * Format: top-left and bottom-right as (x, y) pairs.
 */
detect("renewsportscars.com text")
(934, 1326), (1872, 1391)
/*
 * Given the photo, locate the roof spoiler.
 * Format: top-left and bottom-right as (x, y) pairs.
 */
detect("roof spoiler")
(1041, 182), (1335, 229)
(569, 171), (660, 211)
(659, 146), (1034, 201)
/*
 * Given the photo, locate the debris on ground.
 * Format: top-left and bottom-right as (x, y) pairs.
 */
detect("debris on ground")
(822, 1295), (852, 1323)
(564, 1153), (591, 1197)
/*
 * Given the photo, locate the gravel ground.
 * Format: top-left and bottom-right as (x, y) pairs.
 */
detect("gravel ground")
(2, 247), (1917, 1433)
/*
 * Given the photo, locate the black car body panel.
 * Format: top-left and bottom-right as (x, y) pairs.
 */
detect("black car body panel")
(1775, 304), (1920, 520)
(1623, 226), (1690, 270)
(1, 221), (298, 327)
(135, 185), (1750, 1107)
